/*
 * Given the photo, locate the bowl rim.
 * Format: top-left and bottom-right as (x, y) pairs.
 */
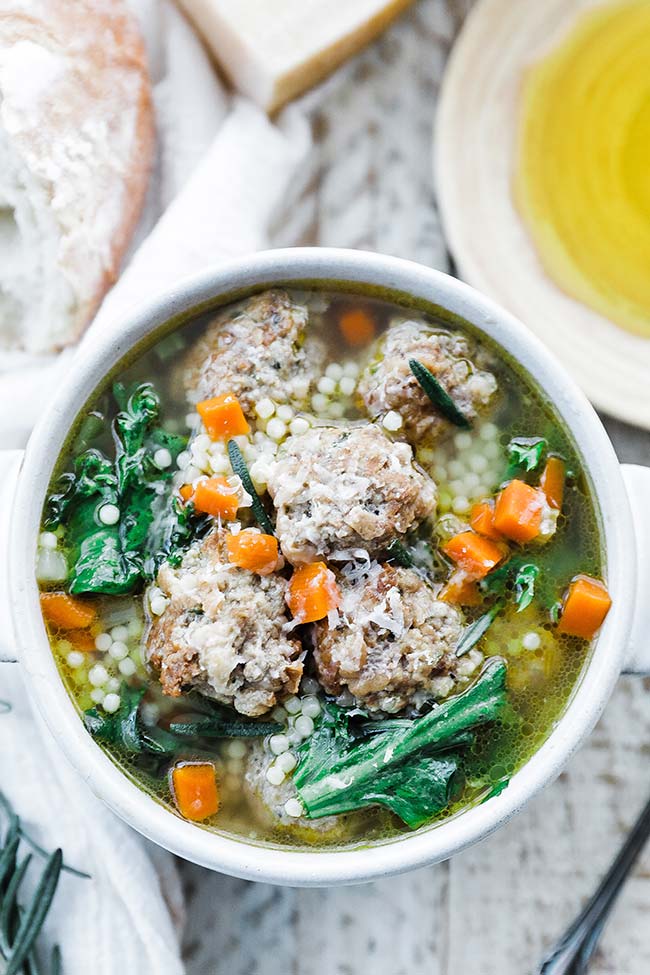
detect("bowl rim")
(10, 247), (634, 886)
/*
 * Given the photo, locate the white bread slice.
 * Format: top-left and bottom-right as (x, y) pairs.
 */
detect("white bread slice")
(0, 1), (154, 354)
(175, 0), (415, 112)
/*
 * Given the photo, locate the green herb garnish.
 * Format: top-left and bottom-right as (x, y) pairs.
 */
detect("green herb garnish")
(513, 563), (539, 612)
(456, 601), (503, 656)
(506, 437), (547, 476)
(0, 791), (83, 975)
(409, 359), (471, 429)
(294, 658), (508, 827)
(385, 539), (414, 567)
(482, 558), (543, 613)
(227, 440), (275, 535)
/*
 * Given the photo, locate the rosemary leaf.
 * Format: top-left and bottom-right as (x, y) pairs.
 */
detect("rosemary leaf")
(5, 848), (62, 975)
(50, 945), (62, 975)
(18, 830), (90, 881)
(227, 440), (275, 536)
(0, 854), (32, 954)
(456, 601), (503, 657)
(0, 834), (20, 891)
(409, 359), (471, 429)
(169, 718), (280, 739)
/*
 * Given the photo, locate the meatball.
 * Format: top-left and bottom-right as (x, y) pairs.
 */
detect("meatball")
(265, 424), (437, 565)
(314, 564), (482, 713)
(358, 319), (498, 443)
(244, 742), (343, 838)
(145, 531), (303, 716)
(183, 289), (325, 411)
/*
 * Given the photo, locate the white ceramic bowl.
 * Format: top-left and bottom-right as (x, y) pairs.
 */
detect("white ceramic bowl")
(2, 248), (649, 887)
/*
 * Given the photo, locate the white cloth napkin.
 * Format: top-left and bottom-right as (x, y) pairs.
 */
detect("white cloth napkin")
(1, 0), (312, 970)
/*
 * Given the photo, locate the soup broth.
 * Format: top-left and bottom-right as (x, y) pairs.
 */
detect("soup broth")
(38, 287), (608, 849)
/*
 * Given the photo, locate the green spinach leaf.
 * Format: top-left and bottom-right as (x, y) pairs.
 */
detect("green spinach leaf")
(46, 383), (203, 594)
(294, 657), (508, 826)
(506, 437), (547, 477)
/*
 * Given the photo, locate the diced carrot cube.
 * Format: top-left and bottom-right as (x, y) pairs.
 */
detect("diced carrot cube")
(66, 629), (97, 652)
(40, 592), (97, 630)
(439, 571), (483, 606)
(287, 562), (341, 623)
(192, 477), (239, 520)
(470, 500), (503, 540)
(171, 762), (220, 822)
(226, 530), (280, 575)
(197, 393), (250, 440)
(338, 308), (376, 347)
(179, 484), (194, 502)
(493, 479), (544, 544)
(443, 531), (504, 580)
(540, 456), (565, 510)
(558, 575), (612, 640)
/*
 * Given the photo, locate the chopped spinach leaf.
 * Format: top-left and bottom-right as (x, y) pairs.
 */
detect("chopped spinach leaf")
(506, 437), (547, 477)
(294, 657), (508, 827)
(84, 685), (277, 770)
(45, 383), (202, 594)
(513, 563), (539, 612)
(385, 539), (414, 568)
(481, 776), (510, 802)
(482, 557), (543, 614)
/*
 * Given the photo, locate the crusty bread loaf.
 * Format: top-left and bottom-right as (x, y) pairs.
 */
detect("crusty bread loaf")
(175, 0), (415, 113)
(0, 0), (154, 354)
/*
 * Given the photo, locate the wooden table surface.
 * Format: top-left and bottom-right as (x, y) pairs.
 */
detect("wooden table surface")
(180, 2), (650, 972)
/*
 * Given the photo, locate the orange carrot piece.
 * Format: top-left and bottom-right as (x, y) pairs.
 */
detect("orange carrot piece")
(179, 484), (194, 502)
(226, 530), (280, 575)
(287, 562), (341, 623)
(493, 479), (544, 544)
(66, 630), (97, 652)
(440, 571), (483, 606)
(197, 392), (250, 441)
(443, 531), (504, 580)
(470, 500), (503, 540)
(171, 762), (220, 822)
(558, 575), (612, 640)
(192, 477), (239, 520)
(540, 456), (565, 510)
(338, 308), (376, 347)
(40, 592), (97, 630)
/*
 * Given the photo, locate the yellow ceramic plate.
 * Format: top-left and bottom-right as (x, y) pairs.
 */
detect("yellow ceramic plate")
(435, 0), (650, 428)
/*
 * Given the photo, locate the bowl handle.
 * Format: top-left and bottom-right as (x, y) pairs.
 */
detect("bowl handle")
(0, 450), (24, 663)
(621, 464), (650, 674)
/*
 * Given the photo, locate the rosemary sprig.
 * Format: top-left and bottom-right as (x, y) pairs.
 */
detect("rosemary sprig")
(227, 439), (275, 535)
(456, 601), (503, 657)
(0, 794), (89, 880)
(0, 792), (69, 975)
(409, 359), (471, 429)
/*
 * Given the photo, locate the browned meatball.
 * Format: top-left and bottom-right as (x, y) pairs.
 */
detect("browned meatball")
(314, 564), (482, 713)
(358, 319), (498, 443)
(265, 424), (437, 565)
(145, 531), (303, 716)
(182, 289), (325, 411)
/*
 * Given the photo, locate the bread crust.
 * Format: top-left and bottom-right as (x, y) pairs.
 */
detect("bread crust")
(0, 0), (155, 351)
